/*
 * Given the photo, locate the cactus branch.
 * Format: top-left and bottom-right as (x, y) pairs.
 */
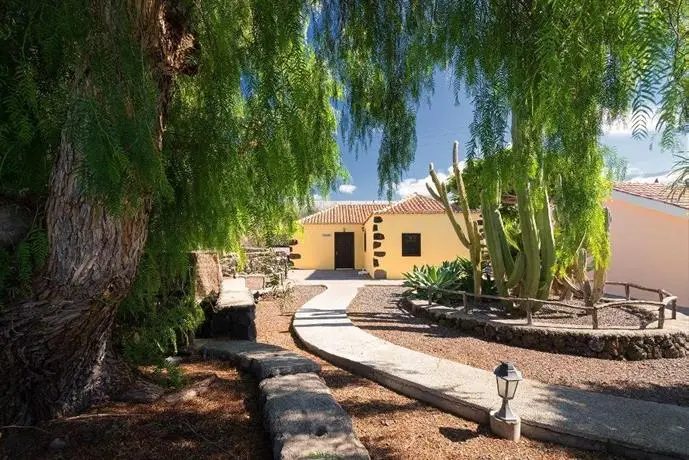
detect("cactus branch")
(428, 162), (471, 248)
(429, 142), (483, 295)
(536, 188), (556, 299)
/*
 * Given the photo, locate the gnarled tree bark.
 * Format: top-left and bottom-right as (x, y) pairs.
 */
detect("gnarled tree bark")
(0, 0), (196, 425)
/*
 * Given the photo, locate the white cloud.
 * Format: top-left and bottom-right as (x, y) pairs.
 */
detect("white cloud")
(395, 173), (445, 198)
(624, 169), (677, 183)
(394, 165), (463, 198)
(338, 184), (357, 194)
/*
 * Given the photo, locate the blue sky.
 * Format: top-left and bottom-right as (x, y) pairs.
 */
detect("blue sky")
(326, 71), (681, 201)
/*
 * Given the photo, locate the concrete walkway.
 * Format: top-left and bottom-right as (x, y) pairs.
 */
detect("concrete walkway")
(292, 277), (689, 459)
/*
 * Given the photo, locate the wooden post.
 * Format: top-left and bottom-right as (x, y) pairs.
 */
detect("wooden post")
(526, 303), (533, 325)
(625, 284), (630, 300)
(658, 290), (664, 302)
(591, 307), (598, 329)
(462, 292), (469, 313)
(428, 287), (433, 306)
(658, 305), (665, 329)
(672, 299), (677, 320)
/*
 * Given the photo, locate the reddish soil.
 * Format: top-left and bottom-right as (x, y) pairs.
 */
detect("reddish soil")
(0, 361), (269, 460)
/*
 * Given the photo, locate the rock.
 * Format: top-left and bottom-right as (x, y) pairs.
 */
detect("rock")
(246, 351), (321, 380)
(164, 356), (185, 366)
(662, 346), (684, 359)
(260, 373), (369, 460)
(220, 252), (240, 276)
(626, 344), (646, 361)
(49, 438), (67, 451)
(500, 328), (514, 342)
(603, 337), (620, 356)
(553, 335), (566, 351)
(280, 434), (369, 460)
(191, 251), (223, 300)
(221, 247), (289, 279)
(588, 337), (605, 353)
(196, 340), (320, 379)
(198, 279), (257, 341)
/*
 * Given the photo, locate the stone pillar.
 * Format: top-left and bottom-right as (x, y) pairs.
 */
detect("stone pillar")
(191, 250), (223, 300)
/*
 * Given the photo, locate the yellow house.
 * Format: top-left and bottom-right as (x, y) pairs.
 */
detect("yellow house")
(290, 194), (473, 279)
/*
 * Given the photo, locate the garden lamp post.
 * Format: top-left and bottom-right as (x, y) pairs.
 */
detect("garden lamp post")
(489, 361), (523, 441)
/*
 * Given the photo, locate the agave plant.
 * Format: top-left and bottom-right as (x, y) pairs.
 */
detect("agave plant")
(403, 258), (470, 302)
(403, 257), (496, 303)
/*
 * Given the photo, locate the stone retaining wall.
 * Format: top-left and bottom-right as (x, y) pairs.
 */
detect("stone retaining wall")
(402, 297), (689, 360)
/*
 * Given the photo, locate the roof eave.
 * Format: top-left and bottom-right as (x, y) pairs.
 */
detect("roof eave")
(611, 190), (689, 218)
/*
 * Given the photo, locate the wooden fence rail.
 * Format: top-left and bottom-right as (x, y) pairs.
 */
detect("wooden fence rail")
(425, 283), (677, 330)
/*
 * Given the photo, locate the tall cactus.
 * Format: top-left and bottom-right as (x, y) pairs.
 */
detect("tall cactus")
(426, 142), (483, 296)
(479, 160), (556, 307)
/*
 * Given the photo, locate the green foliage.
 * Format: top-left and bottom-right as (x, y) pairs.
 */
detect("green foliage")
(0, 0), (163, 210)
(403, 257), (494, 302)
(0, 224), (48, 309)
(2, 1), (684, 359)
(316, 0), (437, 197)
(152, 363), (186, 390)
(1, 0), (350, 361)
(117, 250), (204, 364)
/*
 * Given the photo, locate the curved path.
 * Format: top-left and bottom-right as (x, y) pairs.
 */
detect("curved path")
(292, 277), (689, 459)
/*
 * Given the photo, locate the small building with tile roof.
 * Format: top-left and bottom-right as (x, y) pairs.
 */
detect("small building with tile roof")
(289, 194), (477, 279)
(607, 182), (689, 306)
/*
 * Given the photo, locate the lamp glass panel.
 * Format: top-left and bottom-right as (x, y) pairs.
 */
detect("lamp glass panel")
(496, 377), (507, 398)
(506, 380), (519, 399)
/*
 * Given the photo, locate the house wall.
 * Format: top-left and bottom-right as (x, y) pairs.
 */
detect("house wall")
(606, 196), (689, 307)
(367, 212), (474, 279)
(364, 218), (376, 276)
(290, 223), (366, 270)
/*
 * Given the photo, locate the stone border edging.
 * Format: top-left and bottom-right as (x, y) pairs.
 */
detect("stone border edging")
(401, 297), (689, 360)
(194, 339), (370, 460)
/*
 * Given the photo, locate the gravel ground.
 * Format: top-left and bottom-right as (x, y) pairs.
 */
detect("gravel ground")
(256, 285), (613, 460)
(449, 298), (659, 328)
(349, 286), (689, 407)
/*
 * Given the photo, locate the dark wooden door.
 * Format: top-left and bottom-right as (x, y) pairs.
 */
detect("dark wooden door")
(334, 232), (355, 269)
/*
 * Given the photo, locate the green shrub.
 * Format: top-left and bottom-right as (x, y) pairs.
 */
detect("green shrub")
(116, 251), (205, 365)
(152, 363), (186, 389)
(403, 257), (496, 302)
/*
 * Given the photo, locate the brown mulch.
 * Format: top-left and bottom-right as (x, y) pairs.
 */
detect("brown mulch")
(255, 284), (612, 459)
(446, 296), (658, 329)
(349, 286), (689, 407)
(0, 361), (269, 460)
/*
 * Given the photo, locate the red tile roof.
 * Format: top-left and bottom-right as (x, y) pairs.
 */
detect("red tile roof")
(300, 204), (385, 225)
(374, 194), (446, 215)
(613, 182), (689, 211)
(300, 194), (450, 225)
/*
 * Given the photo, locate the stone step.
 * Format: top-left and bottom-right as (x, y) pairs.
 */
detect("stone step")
(260, 373), (369, 460)
(194, 339), (321, 380)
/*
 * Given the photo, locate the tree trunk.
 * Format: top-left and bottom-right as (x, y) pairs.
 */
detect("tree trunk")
(0, 0), (196, 425)
(0, 133), (152, 424)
